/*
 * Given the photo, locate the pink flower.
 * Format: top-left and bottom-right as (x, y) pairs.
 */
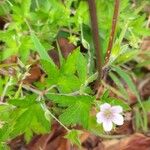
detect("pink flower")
(96, 103), (124, 132)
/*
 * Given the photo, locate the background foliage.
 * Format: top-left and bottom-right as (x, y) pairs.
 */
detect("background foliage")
(0, 0), (149, 149)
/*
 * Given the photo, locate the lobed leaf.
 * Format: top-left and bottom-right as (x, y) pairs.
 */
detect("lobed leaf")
(47, 94), (94, 128)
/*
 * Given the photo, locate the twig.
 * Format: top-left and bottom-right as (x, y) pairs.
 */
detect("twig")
(0, 63), (17, 68)
(99, 133), (129, 139)
(105, 0), (120, 65)
(87, 0), (103, 87)
(14, 82), (23, 98)
(46, 91), (81, 96)
(22, 84), (57, 96)
(22, 84), (42, 95)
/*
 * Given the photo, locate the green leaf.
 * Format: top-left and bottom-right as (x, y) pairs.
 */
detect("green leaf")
(61, 49), (79, 75)
(47, 94), (77, 106)
(47, 94), (93, 106)
(47, 94), (94, 128)
(2, 48), (18, 60)
(24, 128), (33, 143)
(65, 130), (81, 147)
(0, 104), (12, 121)
(59, 101), (90, 128)
(57, 75), (81, 93)
(86, 73), (98, 83)
(88, 116), (103, 135)
(114, 50), (138, 64)
(12, 107), (34, 135)
(76, 52), (87, 82)
(8, 95), (36, 108)
(0, 1), (11, 16)
(19, 36), (32, 62)
(109, 72), (129, 100)
(110, 42), (121, 62)
(34, 104), (51, 132)
(22, 0), (31, 17)
(31, 33), (55, 65)
(40, 60), (59, 80)
(80, 73), (98, 93)
(112, 66), (140, 99)
(0, 124), (10, 145)
(101, 90), (109, 100)
(136, 98), (150, 113)
(118, 21), (129, 44)
(111, 69), (145, 124)
(11, 103), (50, 140)
(101, 97), (130, 111)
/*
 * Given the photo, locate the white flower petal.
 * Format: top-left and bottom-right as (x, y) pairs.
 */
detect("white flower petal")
(96, 112), (105, 124)
(111, 106), (123, 113)
(100, 103), (111, 111)
(103, 120), (113, 132)
(112, 114), (124, 125)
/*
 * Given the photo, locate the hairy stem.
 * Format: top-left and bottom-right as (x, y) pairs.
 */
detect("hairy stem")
(87, 0), (103, 87)
(105, 0), (120, 64)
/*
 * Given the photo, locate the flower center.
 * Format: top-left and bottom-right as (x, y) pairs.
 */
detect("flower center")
(103, 109), (113, 119)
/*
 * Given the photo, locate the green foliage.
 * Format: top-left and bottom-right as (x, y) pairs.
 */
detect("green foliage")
(47, 94), (94, 128)
(136, 98), (150, 113)
(31, 33), (55, 64)
(65, 130), (81, 147)
(109, 72), (129, 100)
(0, 0), (149, 148)
(134, 98), (150, 132)
(41, 48), (89, 93)
(0, 0), (148, 62)
(110, 66), (149, 132)
(0, 95), (51, 145)
(112, 66), (140, 100)
(12, 103), (50, 137)
(88, 116), (104, 135)
(100, 91), (130, 111)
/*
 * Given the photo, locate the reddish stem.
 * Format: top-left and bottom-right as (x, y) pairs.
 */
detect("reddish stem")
(96, 0), (120, 99)
(105, 0), (120, 64)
